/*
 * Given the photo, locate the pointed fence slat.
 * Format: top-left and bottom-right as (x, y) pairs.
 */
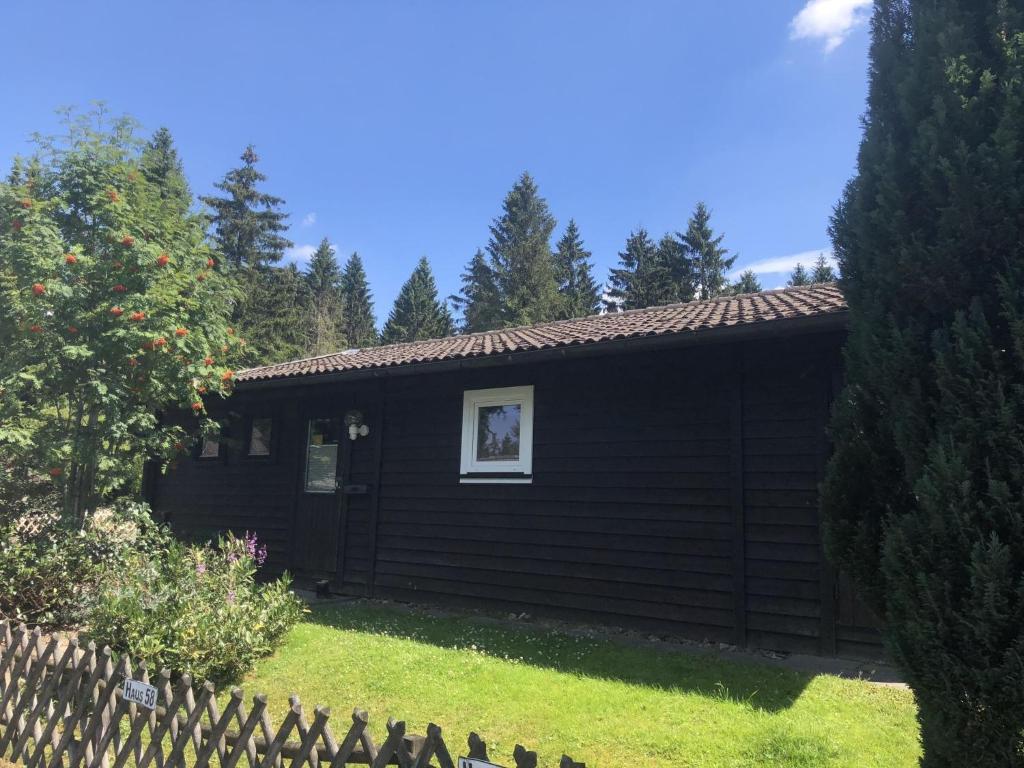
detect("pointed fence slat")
(0, 621), (587, 768)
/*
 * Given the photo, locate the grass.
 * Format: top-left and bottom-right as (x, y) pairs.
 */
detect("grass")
(239, 600), (920, 767)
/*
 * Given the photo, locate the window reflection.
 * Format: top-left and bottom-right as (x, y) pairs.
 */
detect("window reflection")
(476, 404), (521, 461)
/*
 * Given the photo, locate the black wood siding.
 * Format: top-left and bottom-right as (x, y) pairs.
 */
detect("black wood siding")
(152, 329), (880, 655)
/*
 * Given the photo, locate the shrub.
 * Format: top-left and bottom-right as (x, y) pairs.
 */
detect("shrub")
(87, 529), (304, 684)
(0, 491), (153, 626)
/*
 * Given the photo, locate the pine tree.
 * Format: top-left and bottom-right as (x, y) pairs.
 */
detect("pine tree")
(381, 257), (454, 344)
(237, 264), (309, 364)
(201, 145), (292, 269)
(339, 252), (377, 348)
(681, 202), (736, 298)
(140, 127), (191, 213)
(810, 253), (837, 283)
(822, 2), (1024, 762)
(553, 219), (601, 318)
(303, 238), (344, 355)
(487, 172), (560, 326)
(788, 263), (811, 286)
(659, 233), (697, 303)
(451, 249), (501, 333)
(605, 229), (674, 311)
(201, 146), (297, 364)
(731, 269), (762, 295)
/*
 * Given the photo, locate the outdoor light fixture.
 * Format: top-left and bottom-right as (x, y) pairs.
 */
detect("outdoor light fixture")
(344, 410), (369, 441)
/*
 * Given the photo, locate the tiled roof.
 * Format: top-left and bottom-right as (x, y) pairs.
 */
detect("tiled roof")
(237, 283), (846, 383)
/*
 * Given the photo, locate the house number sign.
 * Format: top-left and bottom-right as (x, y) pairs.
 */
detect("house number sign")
(122, 679), (159, 710)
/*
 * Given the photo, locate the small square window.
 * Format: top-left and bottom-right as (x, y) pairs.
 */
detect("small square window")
(460, 386), (533, 482)
(199, 435), (220, 459)
(248, 417), (273, 457)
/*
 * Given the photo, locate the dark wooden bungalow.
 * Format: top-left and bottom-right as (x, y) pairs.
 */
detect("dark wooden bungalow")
(147, 284), (880, 657)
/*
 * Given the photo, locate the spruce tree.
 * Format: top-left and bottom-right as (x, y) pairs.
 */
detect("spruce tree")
(201, 146), (300, 364)
(339, 252), (377, 348)
(731, 269), (762, 295)
(605, 229), (674, 311)
(810, 253), (837, 283)
(487, 172), (560, 326)
(681, 202), (736, 299)
(822, 2), (1024, 763)
(201, 145), (292, 269)
(304, 238), (344, 355)
(788, 263), (811, 286)
(140, 127), (191, 213)
(451, 249), (502, 333)
(238, 264), (309, 364)
(659, 233), (696, 303)
(553, 219), (601, 318)
(381, 257), (454, 344)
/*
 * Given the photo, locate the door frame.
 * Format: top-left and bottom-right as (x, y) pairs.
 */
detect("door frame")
(289, 409), (353, 589)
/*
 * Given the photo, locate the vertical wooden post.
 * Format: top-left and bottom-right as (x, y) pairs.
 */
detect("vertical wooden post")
(729, 346), (747, 648)
(365, 378), (386, 598)
(332, 410), (354, 593)
(284, 399), (304, 575)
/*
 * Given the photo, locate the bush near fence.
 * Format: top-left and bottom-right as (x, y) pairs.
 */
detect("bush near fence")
(0, 623), (586, 768)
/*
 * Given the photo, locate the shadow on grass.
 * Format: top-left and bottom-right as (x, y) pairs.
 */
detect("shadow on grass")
(304, 599), (813, 713)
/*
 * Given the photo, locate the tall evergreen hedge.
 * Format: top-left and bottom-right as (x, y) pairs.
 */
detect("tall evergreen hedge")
(822, 1), (1024, 763)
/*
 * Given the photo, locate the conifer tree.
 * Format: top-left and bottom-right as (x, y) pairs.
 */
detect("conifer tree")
(451, 249), (501, 333)
(304, 238), (344, 355)
(201, 146), (292, 269)
(787, 263), (811, 286)
(487, 172), (559, 326)
(339, 252), (377, 348)
(605, 229), (674, 311)
(680, 202), (735, 298)
(810, 253), (837, 283)
(822, 2), (1024, 762)
(239, 264), (309, 364)
(657, 233), (696, 303)
(553, 219), (601, 318)
(381, 257), (454, 344)
(140, 127), (191, 213)
(201, 146), (299, 364)
(731, 269), (762, 295)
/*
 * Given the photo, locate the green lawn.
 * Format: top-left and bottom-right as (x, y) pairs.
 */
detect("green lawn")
(240, 600), (920, 767)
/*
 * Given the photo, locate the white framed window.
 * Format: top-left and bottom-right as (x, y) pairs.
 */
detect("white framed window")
(460, 385), (533, 483)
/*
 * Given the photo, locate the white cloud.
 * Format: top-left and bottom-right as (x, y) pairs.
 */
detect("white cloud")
(790, 0), (871, 53)
(731, 247), (835, 279)
(284, 244), (317, 264)
(300, 212), (317, 227)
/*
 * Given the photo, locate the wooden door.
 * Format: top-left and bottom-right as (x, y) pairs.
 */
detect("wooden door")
(294, 416), (344, 577)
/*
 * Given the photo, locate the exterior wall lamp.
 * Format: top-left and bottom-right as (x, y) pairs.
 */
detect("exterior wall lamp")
(344, 410), (369, 441)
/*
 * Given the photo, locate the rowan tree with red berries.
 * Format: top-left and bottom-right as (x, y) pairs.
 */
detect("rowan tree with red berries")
(0, 111), (242, 521)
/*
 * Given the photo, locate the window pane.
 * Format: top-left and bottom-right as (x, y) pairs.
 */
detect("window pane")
(305, 419), (338, 493)
(200, 437), (219, 458)
(476, 404), (521, 462)
(249, 418), (273, 456)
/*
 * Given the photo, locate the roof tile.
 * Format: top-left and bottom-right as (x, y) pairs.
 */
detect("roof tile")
(237, 284), (846, 383)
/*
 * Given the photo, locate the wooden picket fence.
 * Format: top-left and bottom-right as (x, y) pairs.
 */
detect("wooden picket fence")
(0, 623), (585, 768)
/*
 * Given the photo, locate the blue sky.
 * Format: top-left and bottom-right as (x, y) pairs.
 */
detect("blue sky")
(2, 0), (871, 320)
